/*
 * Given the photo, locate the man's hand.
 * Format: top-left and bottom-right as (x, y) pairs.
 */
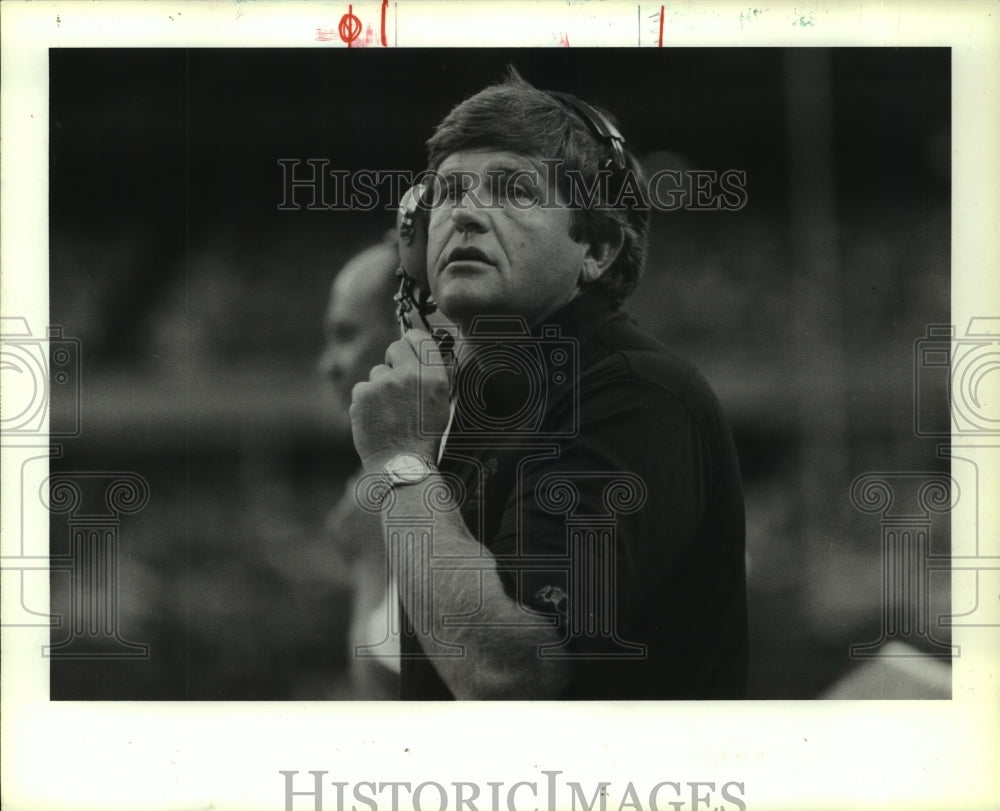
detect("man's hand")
(349, 329), (452, 473)
(349, 328), (570, 699)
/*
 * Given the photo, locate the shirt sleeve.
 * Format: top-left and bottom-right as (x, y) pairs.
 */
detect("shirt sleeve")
(488, 372), (720, 630)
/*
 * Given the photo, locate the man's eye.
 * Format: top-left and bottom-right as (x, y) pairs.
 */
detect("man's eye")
(506, 181), (537, 204)
(334, 324), (358, 341)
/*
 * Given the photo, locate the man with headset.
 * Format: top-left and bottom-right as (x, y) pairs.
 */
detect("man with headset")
(349, 69), (748, 699)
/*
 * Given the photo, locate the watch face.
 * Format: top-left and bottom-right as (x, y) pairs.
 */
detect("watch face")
(388, 453), (430, 483)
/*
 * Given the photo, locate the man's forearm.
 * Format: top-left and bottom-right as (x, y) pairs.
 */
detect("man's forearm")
(383, 472), (571, 700)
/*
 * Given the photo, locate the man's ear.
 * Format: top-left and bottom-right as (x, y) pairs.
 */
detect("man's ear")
(579, 229), (625, 284)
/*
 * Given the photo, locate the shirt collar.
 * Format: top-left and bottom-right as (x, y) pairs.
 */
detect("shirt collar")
(532, 286), (620, 342)
(450, 289), (621, 432)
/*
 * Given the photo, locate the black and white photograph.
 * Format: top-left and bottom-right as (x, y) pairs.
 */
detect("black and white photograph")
(44, 43), (952, 703)
(2, 2), (998, 810)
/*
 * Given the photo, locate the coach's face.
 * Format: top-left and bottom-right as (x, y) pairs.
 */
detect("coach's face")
(426, 149), (591, 331)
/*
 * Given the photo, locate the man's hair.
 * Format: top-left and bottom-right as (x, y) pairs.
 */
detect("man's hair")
(426, 68), (649, 307)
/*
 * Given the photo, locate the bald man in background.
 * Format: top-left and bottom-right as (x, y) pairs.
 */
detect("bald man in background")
(319, 237), (402, 699)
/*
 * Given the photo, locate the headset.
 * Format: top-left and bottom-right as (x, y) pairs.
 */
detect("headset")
(393, 90), (630, 336)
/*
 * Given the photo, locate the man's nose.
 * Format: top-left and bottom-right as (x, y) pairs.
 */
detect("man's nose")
(450, 195), (490, 233)
(318, 345), (341, 381)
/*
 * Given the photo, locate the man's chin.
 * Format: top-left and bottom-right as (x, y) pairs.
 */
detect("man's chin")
(435, 290), (501, 329)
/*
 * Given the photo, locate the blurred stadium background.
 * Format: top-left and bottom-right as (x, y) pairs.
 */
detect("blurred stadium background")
(48, 47), (950, 700)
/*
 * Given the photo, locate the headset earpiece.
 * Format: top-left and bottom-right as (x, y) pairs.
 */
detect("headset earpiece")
(395, 179), (436, 333)
(397, 179), (432, 287)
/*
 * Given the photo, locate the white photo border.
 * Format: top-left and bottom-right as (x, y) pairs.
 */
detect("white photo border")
(2, 2), (998, 810)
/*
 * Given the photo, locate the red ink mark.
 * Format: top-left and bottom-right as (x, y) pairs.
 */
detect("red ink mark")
(557, 32), (570, 47)
(380, 0), (389, 46)
(342, 23), (375, 47)
(658, 5), (664, 47)
(339, 3), (362, 47)
(315, 28), (337, 42)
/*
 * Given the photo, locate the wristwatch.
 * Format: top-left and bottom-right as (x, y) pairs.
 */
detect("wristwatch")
(377, 453), (435, 503)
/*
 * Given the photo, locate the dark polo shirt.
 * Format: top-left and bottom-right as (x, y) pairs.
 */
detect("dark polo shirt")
(399, 289), (748, 699)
